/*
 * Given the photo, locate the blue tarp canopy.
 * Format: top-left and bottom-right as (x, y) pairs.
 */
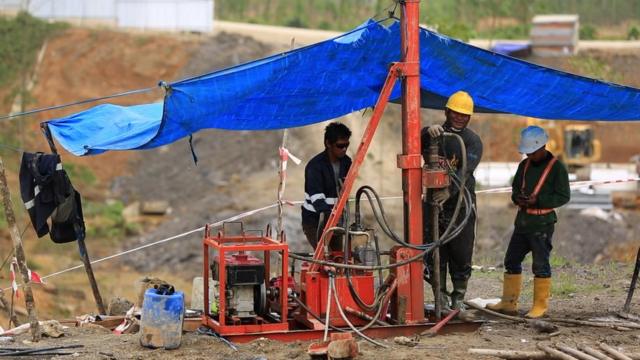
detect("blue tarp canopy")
(47, 20), (640, 156)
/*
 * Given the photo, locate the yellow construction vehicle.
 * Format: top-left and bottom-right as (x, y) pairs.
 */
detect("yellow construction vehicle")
(526, 118), (601, 173)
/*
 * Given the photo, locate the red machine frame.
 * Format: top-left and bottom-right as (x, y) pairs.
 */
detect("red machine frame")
(202, 224), (289, 335)
(309, 0), (425, 324)
(200, 0), (479, 342)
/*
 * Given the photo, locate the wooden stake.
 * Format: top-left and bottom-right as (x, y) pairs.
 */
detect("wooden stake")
(538, 343), (579, 360)
(549, 318), (640, 330)
(555, 344), (600, 360)
(579, 345), (615, 360)
(0, 288), (20, 327)
(599, 344), (633, 360)
(0, 157), (39, 342)
(468, 348), (548, 359)
(77, 236), (106, 314)
(40, 123), (105, 315)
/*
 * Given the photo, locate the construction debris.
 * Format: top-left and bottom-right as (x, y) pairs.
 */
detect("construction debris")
(0, 320), (65, 338)
(394, 336), (419, 347)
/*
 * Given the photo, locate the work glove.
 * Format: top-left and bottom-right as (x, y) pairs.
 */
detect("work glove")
(432, 188), (451, 207)
(427, 124), (445, 138)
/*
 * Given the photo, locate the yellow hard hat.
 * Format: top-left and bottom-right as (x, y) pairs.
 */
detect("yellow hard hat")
(445, 91), (474, 115)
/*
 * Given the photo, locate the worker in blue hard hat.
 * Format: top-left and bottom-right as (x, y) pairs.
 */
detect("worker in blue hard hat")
(487, 125), (570, 318)
(421, 91), (483, 316)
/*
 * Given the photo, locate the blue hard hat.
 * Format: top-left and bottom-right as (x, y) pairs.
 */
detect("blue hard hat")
(518, 126), (548, 154)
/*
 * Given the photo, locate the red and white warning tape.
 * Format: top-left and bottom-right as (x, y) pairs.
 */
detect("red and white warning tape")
(3, 177), (638, 291)
(476, 177), (640, 195)
(9, 257), (43, 297)
(278, 146), (301, 201)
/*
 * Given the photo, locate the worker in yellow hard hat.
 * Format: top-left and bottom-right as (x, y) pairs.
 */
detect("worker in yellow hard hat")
(421, 91), (483, 318)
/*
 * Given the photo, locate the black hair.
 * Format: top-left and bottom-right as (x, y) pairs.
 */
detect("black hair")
(324, 122), (351, 144)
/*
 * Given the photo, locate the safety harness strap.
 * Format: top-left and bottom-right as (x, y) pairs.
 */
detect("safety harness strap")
(521, 156), (558, 216)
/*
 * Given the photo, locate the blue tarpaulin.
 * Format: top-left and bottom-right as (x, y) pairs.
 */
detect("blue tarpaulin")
(47, 20), (640, 156)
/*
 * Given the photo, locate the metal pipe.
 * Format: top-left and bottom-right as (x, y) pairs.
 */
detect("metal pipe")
(432, 204), (441, 320)
(422, 308), (459, 337)
(323, 275), (333, 342)
(399, 0), (424, 323)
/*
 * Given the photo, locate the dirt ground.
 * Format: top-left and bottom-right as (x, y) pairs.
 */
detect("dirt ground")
(7, 260), (640, 360)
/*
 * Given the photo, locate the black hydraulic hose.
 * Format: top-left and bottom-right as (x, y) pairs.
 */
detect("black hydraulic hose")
(439, 132), (467, 240)
(344, 230), (391, 313)
(356, 186), (429, 250)
(373, 232), (383, 284)
(292, 132), (474, 271)
(292, 188), (474, 270)
(289, 242), (434, 270)
(344, 230), (378, 311)
(355, 187), (400, 242)
(292, 296), (346, 332)
(439, 175), (472, 240)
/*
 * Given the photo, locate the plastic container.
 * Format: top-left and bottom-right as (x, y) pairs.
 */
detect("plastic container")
(139, 288), (185, 349)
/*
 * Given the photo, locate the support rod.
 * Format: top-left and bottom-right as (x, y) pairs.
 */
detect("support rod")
(398, 0), (424, 323)
(40, 123), (105, 315)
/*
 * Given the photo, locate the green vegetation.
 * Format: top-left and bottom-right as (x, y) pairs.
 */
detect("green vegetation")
(0, 12), (68, 93)
(478, 24), (531, 40)
(437, 23), (475, 42)
(569, 56), (622, 83)
(629, 26), (640, 40)
(579, 24), (597, 40)
(551, 271), (577, 297)
(64, 163), (97, 187)
(84, 200), (139, 241)
(215, 0), (640, 38)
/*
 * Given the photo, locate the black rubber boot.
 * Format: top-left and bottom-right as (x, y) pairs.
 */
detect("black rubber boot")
(451, 279), (475, 322)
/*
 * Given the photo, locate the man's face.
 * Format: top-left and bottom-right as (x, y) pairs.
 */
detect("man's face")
(326, 137), (350, 159)
(445, 108), (471, 130)
(526, 146), (547, 162)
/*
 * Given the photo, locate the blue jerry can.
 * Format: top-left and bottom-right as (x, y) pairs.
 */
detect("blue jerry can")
(139, 288), (185, 349)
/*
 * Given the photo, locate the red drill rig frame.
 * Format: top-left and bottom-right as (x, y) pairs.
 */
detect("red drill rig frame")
(307, 0), (424, 324)
(201, 0), (479, 342)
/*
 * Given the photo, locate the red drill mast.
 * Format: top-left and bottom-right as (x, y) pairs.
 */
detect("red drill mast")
(310, 0), (424, 323)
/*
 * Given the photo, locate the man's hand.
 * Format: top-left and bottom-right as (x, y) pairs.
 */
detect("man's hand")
(524, 194), (537, 207)
(427, 125), (445, 138)
(433, 188), (451, 207)
(516, 194), (537, 209)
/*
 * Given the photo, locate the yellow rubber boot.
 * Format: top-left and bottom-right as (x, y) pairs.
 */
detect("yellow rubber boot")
(526, 277), (551, 318)
(486, 273), (522, 315)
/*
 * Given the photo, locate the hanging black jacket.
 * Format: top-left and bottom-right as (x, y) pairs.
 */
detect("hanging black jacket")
(301, 151), (351, 226)
(19, 152), (85, 243)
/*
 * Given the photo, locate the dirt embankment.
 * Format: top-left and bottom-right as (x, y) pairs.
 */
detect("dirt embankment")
(0, 27), (202, 324)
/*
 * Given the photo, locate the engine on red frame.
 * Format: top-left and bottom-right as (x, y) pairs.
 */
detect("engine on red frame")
(211, 252), (267, 318)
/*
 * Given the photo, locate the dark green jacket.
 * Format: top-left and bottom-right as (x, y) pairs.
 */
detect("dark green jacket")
(511, 152), (570, 233)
